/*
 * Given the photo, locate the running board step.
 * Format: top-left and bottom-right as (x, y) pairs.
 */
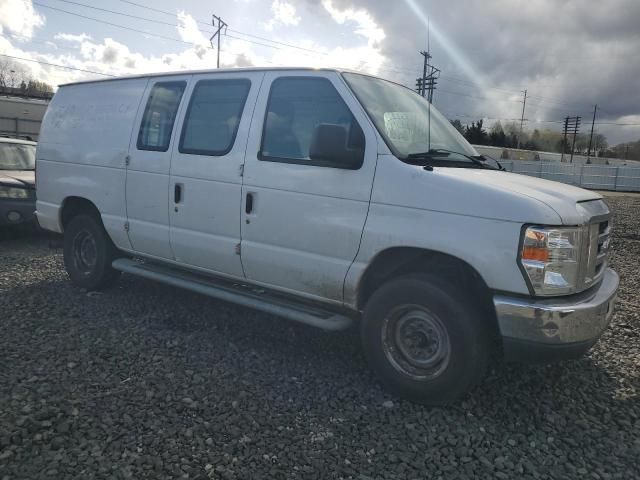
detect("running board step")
(111, 258), (353, 331)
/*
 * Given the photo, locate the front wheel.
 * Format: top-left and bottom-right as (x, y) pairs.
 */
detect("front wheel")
(63, 213), (121, 290)
(361, 274), (491, 405)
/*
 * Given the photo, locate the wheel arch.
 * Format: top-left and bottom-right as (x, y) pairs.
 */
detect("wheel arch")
(357, 247), (499, 336)
(60, 196), (102, 231)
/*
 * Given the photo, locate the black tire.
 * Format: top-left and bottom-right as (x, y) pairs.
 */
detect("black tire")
(63, 213), (121, 290)
(361, 273), (491, 405)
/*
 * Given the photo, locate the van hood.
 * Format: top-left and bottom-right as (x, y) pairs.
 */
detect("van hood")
(373, 156), (605, 225)
(437, 168), (603, 224)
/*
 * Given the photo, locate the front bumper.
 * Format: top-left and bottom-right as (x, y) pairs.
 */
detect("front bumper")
(494, 268), (619, 362)
(0, 198), (36, 226)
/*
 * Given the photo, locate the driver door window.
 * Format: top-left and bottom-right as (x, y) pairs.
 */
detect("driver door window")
(259, 77), (364, 169)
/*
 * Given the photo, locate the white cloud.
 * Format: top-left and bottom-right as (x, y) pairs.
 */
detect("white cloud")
(54, 33), (92, 43)
(0, 0), (44, 39)
(176, 11), (210, 59)
(264, 0), (301, 31)
(0, 28), (264, 90)
(176, 12), (208, 45)
(322, 0), (385, 47)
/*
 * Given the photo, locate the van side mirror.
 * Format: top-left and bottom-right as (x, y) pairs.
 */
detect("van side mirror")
(309, 123), (363, 170)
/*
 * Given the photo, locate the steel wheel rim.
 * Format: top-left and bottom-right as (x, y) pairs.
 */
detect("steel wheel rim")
(382, 305), (451, 380)
(72, 229), (97, 275)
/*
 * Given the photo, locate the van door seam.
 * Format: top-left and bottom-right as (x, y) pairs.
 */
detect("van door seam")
(238, 72), (267, 278)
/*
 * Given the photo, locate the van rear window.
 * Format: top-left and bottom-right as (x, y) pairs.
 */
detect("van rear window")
(137, 81), (186, 152)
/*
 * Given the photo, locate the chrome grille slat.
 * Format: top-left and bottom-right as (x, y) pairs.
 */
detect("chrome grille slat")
(581, 216), (610, 290)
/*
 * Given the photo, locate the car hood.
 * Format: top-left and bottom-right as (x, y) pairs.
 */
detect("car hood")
(374, 156), (605, 225)
(0, 170), (35, 189)
(448, 168), (602, 223)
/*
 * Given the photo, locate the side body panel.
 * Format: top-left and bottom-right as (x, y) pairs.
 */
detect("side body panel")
(343, 155), (542, 307)
(35, 78), (148, 249)
(240, 71), (379, 303)
(168, 72), (264, 277)
(125, 76), (191, 259)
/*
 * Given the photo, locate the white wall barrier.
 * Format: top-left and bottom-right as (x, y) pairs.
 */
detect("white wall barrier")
(500, 161), (640, 192)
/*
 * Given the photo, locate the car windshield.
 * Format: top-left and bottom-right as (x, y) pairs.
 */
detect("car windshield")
(0, 142), (36, 170)
(342, 73), (478, 161)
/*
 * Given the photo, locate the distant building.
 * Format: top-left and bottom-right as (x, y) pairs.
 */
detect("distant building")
(0, 94), (51, 141)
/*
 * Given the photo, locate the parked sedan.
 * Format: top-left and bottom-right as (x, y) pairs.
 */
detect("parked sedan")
(0, 137), (37, 226)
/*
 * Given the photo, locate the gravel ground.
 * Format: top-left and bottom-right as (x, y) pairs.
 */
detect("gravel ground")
(1, 196), (639, 480)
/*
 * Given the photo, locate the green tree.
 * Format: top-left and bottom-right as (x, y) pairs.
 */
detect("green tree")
(489, 121), (506, 147)
(449, 119), (465, 135)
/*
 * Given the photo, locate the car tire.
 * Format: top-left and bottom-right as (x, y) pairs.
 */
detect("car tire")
(361, 273), (491, 405)
(63, 213), (121, 290)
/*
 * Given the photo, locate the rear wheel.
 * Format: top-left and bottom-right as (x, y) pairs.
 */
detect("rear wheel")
(63, 213), (120, 290)
(361, 274), (491, 405)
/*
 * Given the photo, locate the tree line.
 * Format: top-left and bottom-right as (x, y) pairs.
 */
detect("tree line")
(450, 118), (610, 156)
(0, 59), (54, 99)
(450, 118), (639, 161)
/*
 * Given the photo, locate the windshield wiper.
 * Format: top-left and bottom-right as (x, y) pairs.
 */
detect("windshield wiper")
(428, 148), (503, 170)
(406, 149), (505, 170)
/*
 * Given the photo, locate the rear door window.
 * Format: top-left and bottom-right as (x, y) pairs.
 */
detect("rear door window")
(179, 79), (251, 156)
(137, 81), (186, 152)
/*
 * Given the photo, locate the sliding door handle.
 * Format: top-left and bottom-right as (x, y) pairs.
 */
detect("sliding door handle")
(174, 184), (182, 204)
(245, 193), (254, 214)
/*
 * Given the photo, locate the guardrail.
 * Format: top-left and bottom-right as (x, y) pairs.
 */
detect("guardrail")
(501, 161), (640, 192)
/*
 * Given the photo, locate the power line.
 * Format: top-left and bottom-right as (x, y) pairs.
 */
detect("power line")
(595, 122), (640, 126)
(47, 0), (319, 56)
(50, 0), (182, 29)
(0, 53), (115, 76)
(38, 0), (597, 112)
(438, 88), (527, 104)
(113, 0), (327, 56)
(20, 0), (630, 120)
(33, 2), (194, 45)
(30, 1), (280, 65)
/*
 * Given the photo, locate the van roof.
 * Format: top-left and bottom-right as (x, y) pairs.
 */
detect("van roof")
(59, 66), (364, 87)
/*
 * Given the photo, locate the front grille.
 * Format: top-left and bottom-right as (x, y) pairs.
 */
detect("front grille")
(581, 218), (610, 290)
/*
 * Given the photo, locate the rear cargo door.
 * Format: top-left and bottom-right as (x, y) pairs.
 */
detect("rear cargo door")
(126, 75), (190, 259)
(167, 71), (264, 278)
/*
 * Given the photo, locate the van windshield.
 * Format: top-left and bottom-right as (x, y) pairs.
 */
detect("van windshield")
(342, 73), (478, 161)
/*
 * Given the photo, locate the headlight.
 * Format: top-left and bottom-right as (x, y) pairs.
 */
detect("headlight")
(519, 226), (585, 296)
(0, 185), (31, 199)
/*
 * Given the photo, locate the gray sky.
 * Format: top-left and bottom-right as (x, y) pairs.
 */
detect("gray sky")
(1, 0), (639, 144)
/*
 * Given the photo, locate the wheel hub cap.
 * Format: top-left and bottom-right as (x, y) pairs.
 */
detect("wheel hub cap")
(382, 305), (451, 380)
(72, 230), (97, 274)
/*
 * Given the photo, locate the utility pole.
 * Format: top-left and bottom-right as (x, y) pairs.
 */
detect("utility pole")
(586, 104), (597, 163)
(415, 50), (440, 103)
(570, 116), (581, 163)
(415, 20), (440, 102)
(210, 14), (228, 68)
(517, 90), (527, 149)
(561, 117), (568, 162)
(561, 116), (581, 163)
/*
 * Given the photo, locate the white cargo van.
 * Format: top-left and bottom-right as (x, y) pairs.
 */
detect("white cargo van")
(36, 68), (618, 404)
